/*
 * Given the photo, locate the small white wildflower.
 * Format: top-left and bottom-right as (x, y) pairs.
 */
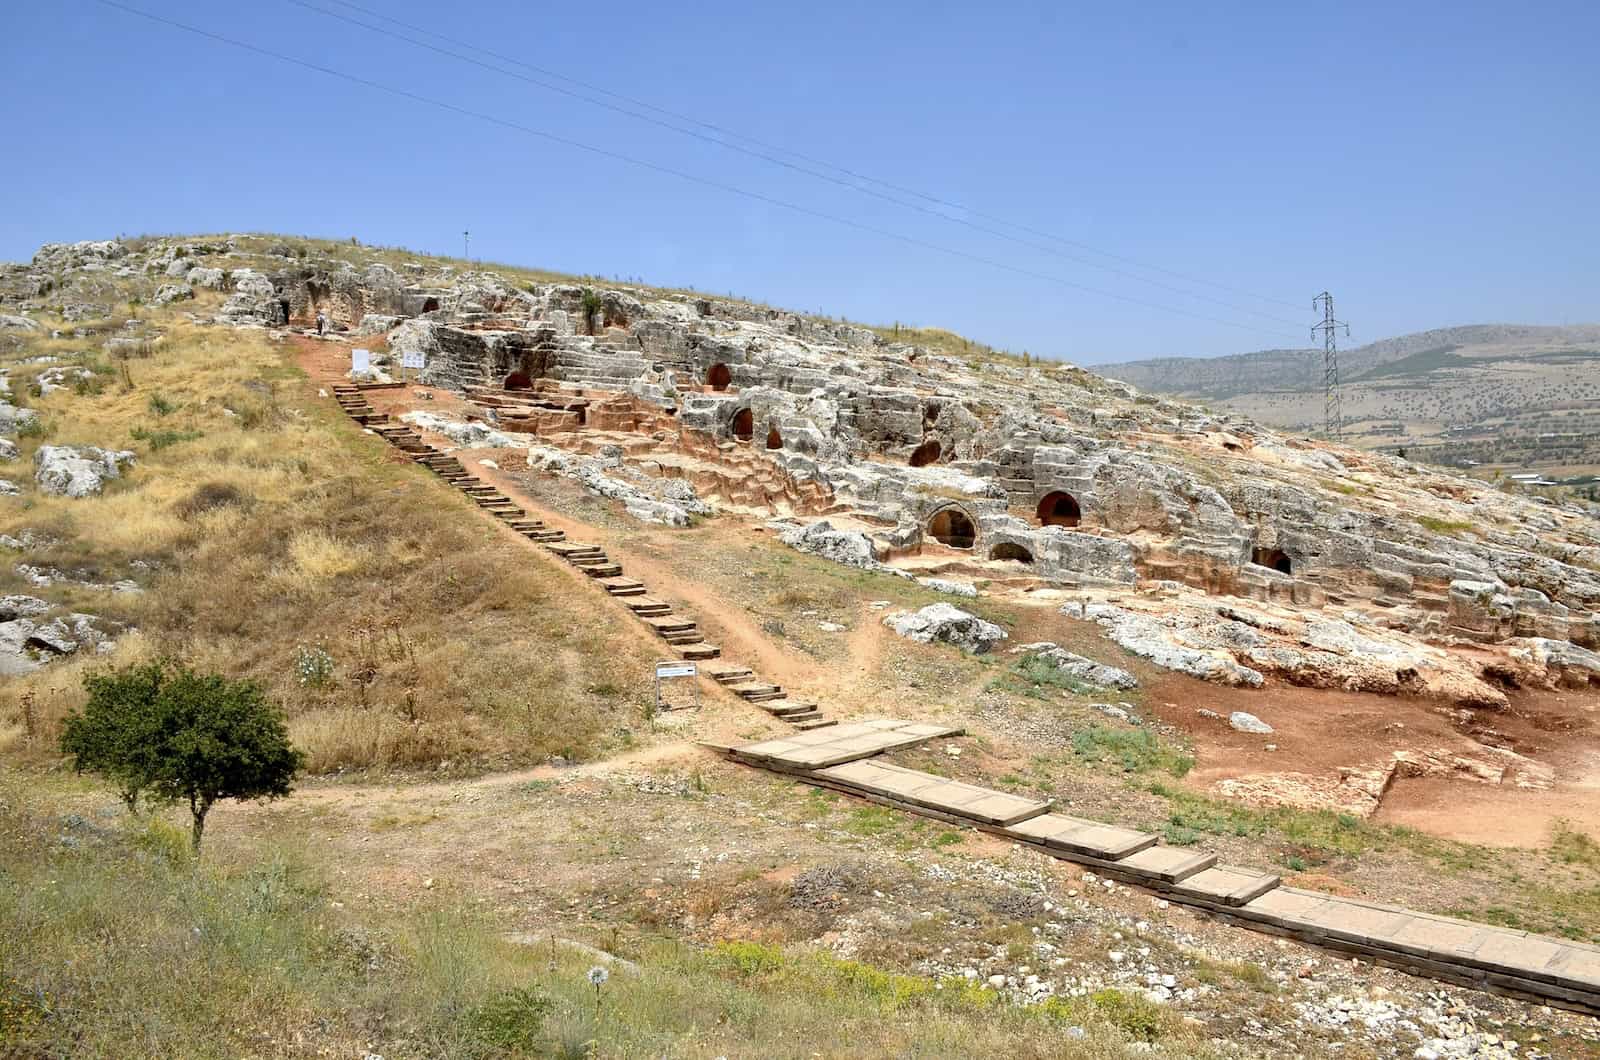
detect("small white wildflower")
(587, 965), (609, 986)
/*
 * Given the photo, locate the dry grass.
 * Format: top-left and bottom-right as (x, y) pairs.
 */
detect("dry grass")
(0, 775), (1206, 1059)
(0, 304), (657, 773)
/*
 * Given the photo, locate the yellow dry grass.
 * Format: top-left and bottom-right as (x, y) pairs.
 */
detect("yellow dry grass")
(0, 299), (658, 772)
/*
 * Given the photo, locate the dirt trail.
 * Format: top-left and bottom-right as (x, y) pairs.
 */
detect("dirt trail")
(281, 740), (705, 810)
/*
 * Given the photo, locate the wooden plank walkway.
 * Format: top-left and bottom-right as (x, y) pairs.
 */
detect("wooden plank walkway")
(719, 726), (1600, 1016)
(730, 720), (962, 771)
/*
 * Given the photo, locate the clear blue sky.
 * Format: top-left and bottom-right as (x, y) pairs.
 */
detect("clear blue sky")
(4, 1), (1596, 363)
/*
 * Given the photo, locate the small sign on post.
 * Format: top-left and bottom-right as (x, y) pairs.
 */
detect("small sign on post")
(351, 348), (371, 376)
(398, 349), (424, 384)
(653, 659), (699, 714)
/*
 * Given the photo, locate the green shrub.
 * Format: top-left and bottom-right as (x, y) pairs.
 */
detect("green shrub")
(1071, 725), (1193, 777)
(147, 393), (177, 416)
(1086, 988), (1168, 1042)
(713, 940), (785, 977)
(130, 425), (202, 450)
(466, 987), (553, 1052)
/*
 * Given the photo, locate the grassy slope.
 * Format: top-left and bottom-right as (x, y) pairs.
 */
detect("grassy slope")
(1, 775), (1204, 1059)
(0, 291), (656, 774)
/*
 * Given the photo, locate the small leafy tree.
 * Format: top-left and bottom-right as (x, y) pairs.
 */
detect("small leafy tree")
(59, 663), (304, 852)
(59, 663), (166, 812)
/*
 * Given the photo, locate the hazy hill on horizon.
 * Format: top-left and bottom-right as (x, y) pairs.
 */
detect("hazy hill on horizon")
(1101, 323), (1600, 476)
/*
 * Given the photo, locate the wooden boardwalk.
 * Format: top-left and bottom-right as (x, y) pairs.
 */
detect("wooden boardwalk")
(716, 721), (1600, 1016)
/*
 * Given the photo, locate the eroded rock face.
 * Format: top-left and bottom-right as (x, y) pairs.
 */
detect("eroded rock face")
(33, 234), (1600, 712)
(885, 603), (1007, 654)
(1065, 600), (1265, 687)
(1061, 591), (1508, 706)
(779, 520), (886, 572)
(33, 445), (135, 498)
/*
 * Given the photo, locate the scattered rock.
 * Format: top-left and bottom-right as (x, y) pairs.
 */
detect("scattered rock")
(33, 445), (136, 498)
(1013, 641), (1139, 690)
(917, 576), (979, 598)
(1229, 711), (1274, 734)
(780, 520), (896, 573)
(0, 402), (39, 436)
(884, 603), (1007, 654)
(150, 283), (194, 307)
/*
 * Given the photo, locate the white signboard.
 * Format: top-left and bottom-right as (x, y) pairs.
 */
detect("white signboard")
(653, 659), (700, 714)
(351, 348), (371, 374)
(401, 350), (426, 370)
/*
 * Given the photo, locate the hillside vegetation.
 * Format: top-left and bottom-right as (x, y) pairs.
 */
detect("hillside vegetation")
(0, 290), (656, 774)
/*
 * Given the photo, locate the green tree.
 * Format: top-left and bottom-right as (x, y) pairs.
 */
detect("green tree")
(59, 663), (304, 852)
(59, 663), (166, 812)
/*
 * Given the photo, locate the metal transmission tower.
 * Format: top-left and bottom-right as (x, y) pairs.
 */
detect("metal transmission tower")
(1311, 291), (1349, 439)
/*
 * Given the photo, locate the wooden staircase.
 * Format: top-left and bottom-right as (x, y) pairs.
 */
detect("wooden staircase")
(331, 384), (833, 730)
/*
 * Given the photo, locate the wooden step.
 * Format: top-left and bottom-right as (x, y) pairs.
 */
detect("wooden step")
(794, 718), (838, 731)
(569, 553), (613, 567)
(598, 577), (645, 596)
(644, 616), (696, 633)
(661, 629), (702, 644)
(625, 598), (672, 616)
(546, 541), (599, 556)
(679, 643), (721, 660)
(730, 682), (783, 702)
(525, 530), (566, 542)
(704, 664), (753, 684)
(582, 563), (624, 579)
(488, 507), (525, 520)
(507, 520), (546, 531)
(759, 699), (818, 718)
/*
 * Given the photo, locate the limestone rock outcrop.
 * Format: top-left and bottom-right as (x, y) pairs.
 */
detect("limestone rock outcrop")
(885, 603), (1007, 654)
(33, 445), (135, 498)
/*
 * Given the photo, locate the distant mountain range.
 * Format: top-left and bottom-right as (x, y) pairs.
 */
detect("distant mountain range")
(1099, 324), (1600, 475)
(1100, 324), (1600, 401)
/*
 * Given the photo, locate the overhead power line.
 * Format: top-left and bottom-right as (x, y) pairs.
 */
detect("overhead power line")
(289, 0), (1308, 324)
(93, 0), (1305, 342)
(1311, 291), (1349, 439)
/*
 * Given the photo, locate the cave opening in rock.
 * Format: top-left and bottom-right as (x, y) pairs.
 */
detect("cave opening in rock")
(707, 363), (732, 391)
(1252, 546), (1292, 574)
(422, 297), (440, 313)
(909, 439), (941, 467)
(766, 427), (782, 450)
(928, 508), (976, 549)
(731, 407), (754, 442)
(989, 542), (1033, 563)
(503, 371), (532, 390)
(1036, 490), (1081, 527)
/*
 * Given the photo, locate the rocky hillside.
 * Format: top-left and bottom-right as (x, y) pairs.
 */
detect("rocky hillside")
(8, 236), (1600, 1058)
(8, 235), (1600, 725)
(1101, 324), (1600, 475)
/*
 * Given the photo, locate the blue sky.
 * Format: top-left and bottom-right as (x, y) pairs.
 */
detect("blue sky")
(3, 1), (1596, 363)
